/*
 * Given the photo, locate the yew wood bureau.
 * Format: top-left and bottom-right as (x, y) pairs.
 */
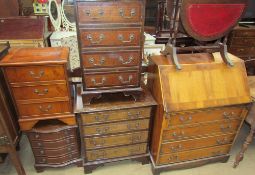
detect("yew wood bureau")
(0, 47), (76, 131)
(74, 84), (156, 173)
(74, 0), (146, 104)
(148, 53), (251, 175)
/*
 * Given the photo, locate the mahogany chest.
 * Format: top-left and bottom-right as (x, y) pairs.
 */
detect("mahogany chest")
(74, 0), (146, 104)
(148, 53), (251, 175)
(74, 85), (156, 173)
(0, 47), (76, 130)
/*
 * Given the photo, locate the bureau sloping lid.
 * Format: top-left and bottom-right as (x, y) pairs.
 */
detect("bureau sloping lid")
(158, 52), (251, 113)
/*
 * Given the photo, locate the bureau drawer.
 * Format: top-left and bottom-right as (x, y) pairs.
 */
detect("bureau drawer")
(82, 51), (140, 69)
(167, 107), (244, 126)
(230, 38), (255, 47)
(35, 152), (79, 165)
(160, 133), (235, 154)
(17, 101), (71, 118)
(162, 119), (242, 142)
(85, 131), (148, 149)
(32, 144), (78, 157)
(233, 30), (255, 37)
(81, 107), (151, 125)
(30, 137), (77, 149)
(157, 144), (231, 165)
(86, 143), (147, 161)
(83, 119), (150, 136)
(12, 83), (68, 101)
(228, 47), (255, 57)
(80, 28), (141, 47)
(84, 71), (139, 89)
(5, 65), (66, 83)
(77, 1), (142, 24)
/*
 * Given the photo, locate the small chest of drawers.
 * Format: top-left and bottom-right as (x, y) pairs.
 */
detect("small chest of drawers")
(26, 120), (82, 172)
(74, 85), (156, 173)
(0, 48), (76, 130)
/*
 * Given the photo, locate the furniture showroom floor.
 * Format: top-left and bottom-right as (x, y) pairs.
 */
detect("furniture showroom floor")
(1, 123), (254, 175)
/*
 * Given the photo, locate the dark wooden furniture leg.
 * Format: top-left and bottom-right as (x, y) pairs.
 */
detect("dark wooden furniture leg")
(8, 146), (26, 175)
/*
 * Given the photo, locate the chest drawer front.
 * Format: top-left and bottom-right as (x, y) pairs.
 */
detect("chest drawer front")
(32, 144), (78, 157)
(30, 137), (77, 149)
(162, 119), (241, 142)
(233, 30), (255, 37)
(230, 38), (255, 47)
(84, 71), (139, 89)
(228, 47), (255, 57)
(86, 143), (147, 161)
(158, 144), (231, 165)
(81, 107), (151, 125)
(12, 83), (68, 101)
(167, 107), (244, 126)
(77, 1), (142, 24)
(5, 65), (66, 83)
(35, 152), (79, 165)
(83, 119), (150, 136)
(82, 51), (140, 69)
(85, 131), (148, 149)
(17, 101), (71, 117)
(160, 133), (235, 154)
(80, 28), (141, 48)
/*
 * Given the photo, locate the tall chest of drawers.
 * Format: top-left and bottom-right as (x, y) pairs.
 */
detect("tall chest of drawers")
(74, 0), (145, 105)
(148, 53), (251, 175)
(0, 47), (76, 131)
(74, 85), (156, 173)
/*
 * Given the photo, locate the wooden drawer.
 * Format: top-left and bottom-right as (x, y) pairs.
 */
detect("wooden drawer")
(12, 83), (68, 101)
(86, 143), (147, 161)
(17, 101), (71, 118)
(83, 119), (150, 136)
(230, 38), (255, 47)
(32, 144), (78, 157)
(5, 65), (66, 83)
(30, 137), (77, 149)
(85, 131), (148, 149)
(77, 1), (142, 24)
(228, 47), (255, 57)
(160, 133), (235, 154)
(35, 152), (79, 165)
(167, 107), (244, 126)
(233, 30), (255, 37)
(80, 28), (141, 48)
(82, 50), (140, 69)
(162, 119), (242, 142)
(157, 144), (231, 165)
(81, 107), (151, 125)
(84, 71), (139, 89)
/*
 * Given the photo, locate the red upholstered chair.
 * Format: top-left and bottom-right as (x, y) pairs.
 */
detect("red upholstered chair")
(162, 0), (248, 69)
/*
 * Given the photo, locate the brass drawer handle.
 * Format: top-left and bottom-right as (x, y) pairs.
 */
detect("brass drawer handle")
(95, 114), (109, 122)
(118, 56), (133, 64)
(34, 89), (48, 96)
(130, 135), (142, 143)
(66, 139), (71, 144)
(127, 111), (141, 120)
(223, 112), (236, 119)
(127, 122), (140, 130)
(67, 147), (72, 151)
(172, 131), (185, 138)
(87, 34), (105, 44)
(96, 127), (110, 134)
(237, 48), (245, 52)
(37, 142), (42, 147)
(40, 150), (44, 155)
(89, 57), (105, 66)
(168, 155), (179, 161)
(35, 134), (40, 139)
(91, 150), (106, 160)
(118, 34), (134, 43)
(179, 116), (192, 123)
(119, 8), (136, 19)
(84, 9), (104, 19)
(29, 70), (44, 79)
(40, 158), (46, 163)
(216, 138), (229, 145)
(39, 105), (52, 112)
(118, 75), (133, 84)
(90, 139), (106, 146)
(220, 125), (232, 132)
(91, 77), (106, 86)
(170, 144), (182, 152)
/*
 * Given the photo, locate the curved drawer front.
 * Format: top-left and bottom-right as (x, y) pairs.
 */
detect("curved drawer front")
(81, 107), (151, 125)
(32, 144), (78, 157)
(30, 137), (77, 149)
(228, 47), (255, 57)
(80, 28), (141, 47)
(35, 152), (79, 165)
(84, 71), (139, 89)
(162, 119), (241, 142)
(5, 65), (66, 83)
(83, 119), (150, 136)
(77, 1), (142, 24)
(82, 51), (140, 69)
(85, 131), (148, 149)
(233, 30), (255, 37)
(230, 38), (255, 47)
(86, 143), (147, 161)
(158, 144), (231, 165)
(12, 83), (68, 101)
(160, 133), (235, 154)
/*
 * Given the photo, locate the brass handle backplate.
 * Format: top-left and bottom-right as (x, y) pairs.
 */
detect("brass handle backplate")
(34, 89), (48, 96)
(118, 34), (134, 43)
(29, 70), (44, 79)
(39, 105), (52, 112)
(118, 56), (133, 64)
(85, 9), (104, 19)
(119, 8), (136, 19)
(118, 75), (133, 84)
(89, 57), (105, 66)
(91, 77), (106, 86)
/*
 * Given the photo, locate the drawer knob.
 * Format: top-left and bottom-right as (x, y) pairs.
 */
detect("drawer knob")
(87, 34), (105, 45)
(66, 139), (71, 144)
(127, 122), (140, 130)
(41, 158), (46, 163)
(40, 150), (44, 155)
(119, 8), (136, 19)
(67, 147), (72, 151)
(89, 57), (105, 66)
(118, 56), (133, 65)
(96, 127), (110, 134)
(35, 134), (40, 139)
(118, 75), (133, 84)
(39, 105), (52, 112)
(29, 70), (44, 79)
(172, 131), (185, 138)
(95, 114), (109, 122)
(118, 34), (134, 43)
(179, 116), (192, 123)
(90, 139), (106, 146)
(127, 111), (141, 120)
(170, 144), (182, 152)
(84, 9), (104, 19)
(34, 89), (48, 96)
(168, 155), (179, 161)
(91, 77), (106, 86)
(216, 138), (229, 145)
(37, 142), (42, 147)
(220, 125), (232, 132)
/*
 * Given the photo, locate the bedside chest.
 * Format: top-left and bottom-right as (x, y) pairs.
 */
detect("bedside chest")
(0, 47), (76, 130)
